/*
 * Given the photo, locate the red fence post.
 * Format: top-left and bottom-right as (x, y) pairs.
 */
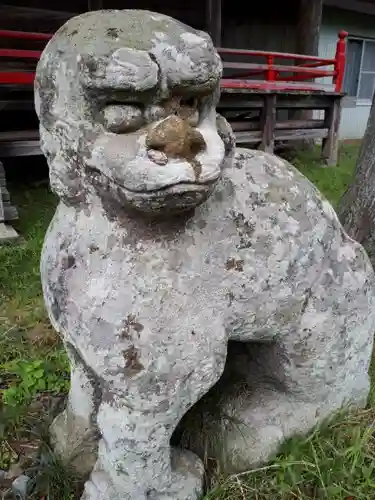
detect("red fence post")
(267, 54), (276, 82)
(334, 30), (348, 93)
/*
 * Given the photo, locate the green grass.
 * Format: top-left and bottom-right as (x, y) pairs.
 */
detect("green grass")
(1, 142), (374, 499)
(288, 142), (359, 208)
(0, 186), (57, 329)
(203, 409), (375, 500)
(0, 185), (71, 495)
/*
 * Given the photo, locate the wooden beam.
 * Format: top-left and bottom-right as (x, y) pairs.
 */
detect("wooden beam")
(324, 0), (375, 17)
(206, 0), (221, 46)
(235, 128), (328, 144)
(0, 5), (74, 32)
(231, 119), (326, 131)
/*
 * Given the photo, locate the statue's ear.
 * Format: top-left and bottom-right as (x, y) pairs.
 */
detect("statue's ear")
(216, 113), (236, 159)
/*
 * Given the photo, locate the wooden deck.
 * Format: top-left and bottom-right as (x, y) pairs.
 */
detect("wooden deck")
(218, 89), (342, 164)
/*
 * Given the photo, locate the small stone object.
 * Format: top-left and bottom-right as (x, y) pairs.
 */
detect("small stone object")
(0, 223), (18, 242)
(36, 9), (375, 500)
(11, 475), (30, 500)
(0, 161), (18, 243)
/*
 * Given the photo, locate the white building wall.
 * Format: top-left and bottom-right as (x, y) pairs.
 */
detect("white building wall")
(319, 6), (375, 139)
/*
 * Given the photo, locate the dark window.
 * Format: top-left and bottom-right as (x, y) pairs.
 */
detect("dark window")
(344, 38), (375, 101)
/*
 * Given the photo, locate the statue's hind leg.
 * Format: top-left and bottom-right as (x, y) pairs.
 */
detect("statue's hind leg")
(181, 267), (374, 472)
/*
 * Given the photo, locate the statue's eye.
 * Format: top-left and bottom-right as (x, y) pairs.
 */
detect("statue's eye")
(144, 105), (167, 123)
(104, 104), (144, 133)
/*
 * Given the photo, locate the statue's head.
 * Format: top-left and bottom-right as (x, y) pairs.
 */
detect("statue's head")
(35, 9), (231, 215)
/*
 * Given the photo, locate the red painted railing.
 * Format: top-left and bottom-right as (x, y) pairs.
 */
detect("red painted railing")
(0, 29), (348, 93)
(218, 31), (348, 93)
(0, 29), (51, 85)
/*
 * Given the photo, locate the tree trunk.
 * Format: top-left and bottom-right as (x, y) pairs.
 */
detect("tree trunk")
(338, 94), (375, 266)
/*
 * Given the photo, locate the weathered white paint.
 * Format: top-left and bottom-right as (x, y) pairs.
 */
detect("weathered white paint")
(318, 6), (375, 139)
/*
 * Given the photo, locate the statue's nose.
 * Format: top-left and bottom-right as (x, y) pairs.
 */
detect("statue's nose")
(146, 116), (206, 161)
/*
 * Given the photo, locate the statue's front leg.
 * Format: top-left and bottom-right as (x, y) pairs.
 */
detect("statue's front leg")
(50, 342), (100, 478)
(80, 321), (228, 500)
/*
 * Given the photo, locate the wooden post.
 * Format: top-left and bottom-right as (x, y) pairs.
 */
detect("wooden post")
(87, 0), (103, 11)
(321, 97), (342, 166)
(260, 95), (277, 154)
(296, 0), (323, 56)
(293, 0), (323, 126)
(206, 0), (222, 46)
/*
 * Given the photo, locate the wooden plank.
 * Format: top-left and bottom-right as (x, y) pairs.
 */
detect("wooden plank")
(223, 110), (260, 120)
(231, 121), (260, 131)
(275, 128), (328, 141)
(0, 130), (39, 141)
(0, 140), (41, 157)
(0, 100), (34, 111)
(220, 86), (339, 97)
(231, 119), (325, 131)
(0, 131), (41, 157)
(260, 95), (276, 154)
(235, 128), (328, 144)
(218, 98), (265, 110)
(235, 131), (262, 144)
(221, 79), (334, 93)
(321, 98), (342, 165)
(0, 5), (74, 32)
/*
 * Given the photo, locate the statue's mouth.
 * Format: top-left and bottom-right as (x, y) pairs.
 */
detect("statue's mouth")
(116, 178), (219, 196)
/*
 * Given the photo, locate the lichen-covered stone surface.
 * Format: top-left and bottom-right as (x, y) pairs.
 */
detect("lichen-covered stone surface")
(36, 9), (375, 500)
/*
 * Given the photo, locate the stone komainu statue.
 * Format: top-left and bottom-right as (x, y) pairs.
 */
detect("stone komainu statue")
(35, 9), (375, 500)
